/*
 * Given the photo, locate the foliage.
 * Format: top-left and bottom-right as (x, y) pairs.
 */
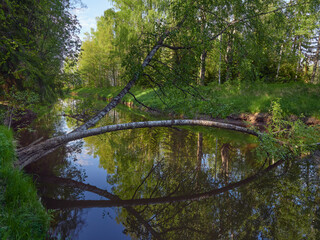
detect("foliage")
(74, 82), (320, 119)
(256, 100), (320, 161)
(60, 96), (319, 239)
(77, 0), (320, 91)
(0, 0), (81, 100)
(1, 87), (40, 129)
(0, 126), (50, 239)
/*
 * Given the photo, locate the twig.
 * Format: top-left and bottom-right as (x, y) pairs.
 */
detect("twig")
(128, 91), (162, 113)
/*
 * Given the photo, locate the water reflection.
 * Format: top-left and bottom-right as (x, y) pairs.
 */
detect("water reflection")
(21, 98), (320, 239)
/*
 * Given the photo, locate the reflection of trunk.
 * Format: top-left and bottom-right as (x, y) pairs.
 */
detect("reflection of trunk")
(196, 133), (203, 171)
(42, 158), (285, 208)
(39, 175), (162, 240)
(311, 35), (320, 83)
(218, 35), (222, 85)
(221, 144), (231, 180)
(17, 119), (258, 168)
(215, 138), (218, 179)
(306, 160), (310, 190)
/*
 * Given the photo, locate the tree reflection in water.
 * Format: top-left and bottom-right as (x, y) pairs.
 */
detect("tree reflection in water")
(22, 98), (320, 239)
(40, 155), (320, 239)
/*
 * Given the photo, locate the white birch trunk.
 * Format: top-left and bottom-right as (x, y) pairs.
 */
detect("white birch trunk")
(17, 119), (258, 168)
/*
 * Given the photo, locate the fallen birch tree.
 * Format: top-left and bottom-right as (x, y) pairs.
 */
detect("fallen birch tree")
(17, 4), (293, 168)
(17, 119), (259, 168)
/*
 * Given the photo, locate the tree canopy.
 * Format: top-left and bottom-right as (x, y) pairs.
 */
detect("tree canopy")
(0, 0), (81, 100)
(77, 0), (320, 90)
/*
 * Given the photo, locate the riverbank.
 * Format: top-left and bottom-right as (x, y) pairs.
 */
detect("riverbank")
(73, 82), (320, 126)
(0, 126), (50, 239)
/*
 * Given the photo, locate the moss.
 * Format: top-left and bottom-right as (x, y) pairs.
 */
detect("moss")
(0, 126), (50, 240)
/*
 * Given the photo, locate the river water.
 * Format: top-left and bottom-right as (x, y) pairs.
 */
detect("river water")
(19, 97), (320, 239)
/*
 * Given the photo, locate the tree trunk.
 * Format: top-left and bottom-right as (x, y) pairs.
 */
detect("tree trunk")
(199, 50), (207, 86)
(17, 119), (258, 168)
(218, 35), (222, 85)
(198, 6), (207, 86)
(15, 12), (255, 170)
(311, 35), (320, 83)
(73, 30), (171, 134)
(276, 44), (283, 80)
(225, 29), (234, 82)
(295, 39), (302, 80)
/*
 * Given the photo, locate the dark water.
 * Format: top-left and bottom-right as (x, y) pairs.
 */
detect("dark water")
(19, 98), (320, 240)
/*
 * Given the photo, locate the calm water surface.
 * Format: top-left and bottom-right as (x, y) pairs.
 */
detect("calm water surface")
(19, 98), (320, 239)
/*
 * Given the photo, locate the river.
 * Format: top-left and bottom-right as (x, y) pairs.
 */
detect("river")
(19, 97), (320, 239)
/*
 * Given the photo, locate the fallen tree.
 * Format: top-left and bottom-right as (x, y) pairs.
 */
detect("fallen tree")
(16, 10), (188, 168)
(16, 3), (298, 169)
(17, 119), (259, 168)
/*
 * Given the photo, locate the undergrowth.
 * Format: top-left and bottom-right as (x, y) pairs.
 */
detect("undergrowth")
(73, 82), (320, 119)
(0, 126), (50, 239)
(255, 100), (320, 161)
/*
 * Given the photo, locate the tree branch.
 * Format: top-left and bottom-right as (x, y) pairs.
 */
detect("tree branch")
(160, 44), (192, 50)
(128, 91), (162, 113)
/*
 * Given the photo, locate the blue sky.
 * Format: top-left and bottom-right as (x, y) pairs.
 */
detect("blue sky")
(73, 0), (114, 40)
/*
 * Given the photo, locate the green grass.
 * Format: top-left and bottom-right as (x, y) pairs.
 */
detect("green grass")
(73, 82), (320, 119)
(0, 126), (50, 239)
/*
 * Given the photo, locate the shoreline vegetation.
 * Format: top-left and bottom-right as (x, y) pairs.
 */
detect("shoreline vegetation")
(0, 81), (319, 239)
(72, 82), (320, 126)
(2, 0), (320, 238)
(0, 126), (50, 239)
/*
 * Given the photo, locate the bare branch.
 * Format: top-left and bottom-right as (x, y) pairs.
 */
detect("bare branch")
(131, 160), (163, 199)
(128, 91), (162, 113)
(161, 44), (192, 50)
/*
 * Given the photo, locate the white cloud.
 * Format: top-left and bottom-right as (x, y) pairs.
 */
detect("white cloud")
(71, 1), (113, 40)
(72, 7), (97, 40)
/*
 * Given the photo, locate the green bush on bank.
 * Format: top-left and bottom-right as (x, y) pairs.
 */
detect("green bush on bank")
(0, 126), (50, 239)
(74, 82), (320, 119)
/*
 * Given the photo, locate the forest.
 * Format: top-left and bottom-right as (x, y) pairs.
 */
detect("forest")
(76, 0), (320, 88)
(1, 0), (320, 239)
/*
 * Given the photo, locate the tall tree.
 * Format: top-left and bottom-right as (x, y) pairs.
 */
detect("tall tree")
(0, 0), (81, 100)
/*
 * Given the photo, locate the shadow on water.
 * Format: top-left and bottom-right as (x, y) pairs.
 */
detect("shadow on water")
(19, 98), (320, 240)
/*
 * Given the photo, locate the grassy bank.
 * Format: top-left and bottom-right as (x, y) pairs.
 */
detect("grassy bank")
(0, 126), (50, 239)
(73, 82), (320, 119)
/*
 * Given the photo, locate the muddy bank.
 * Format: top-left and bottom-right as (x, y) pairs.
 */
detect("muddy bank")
(73, 94), (320, 129)
(122, 100), (320, 129)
